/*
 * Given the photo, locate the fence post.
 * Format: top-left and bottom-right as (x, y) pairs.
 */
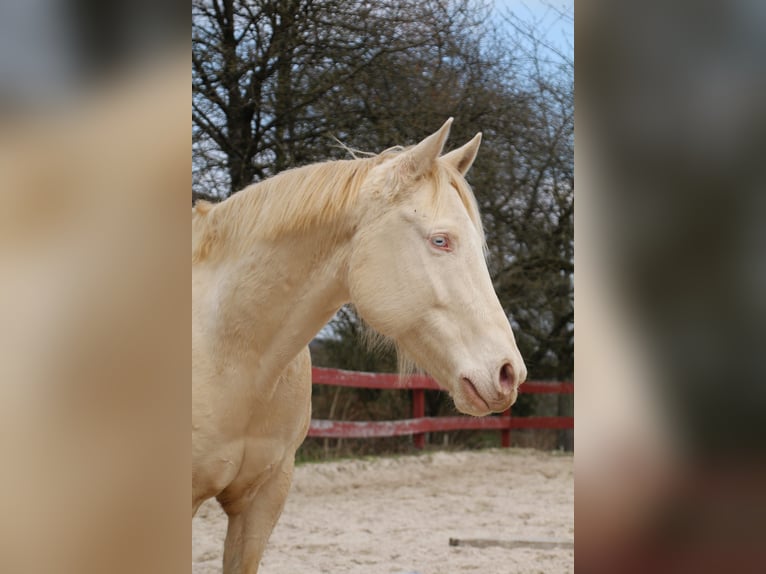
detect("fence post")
(501, 408), (511, 448)
(412, 388), (425, 449)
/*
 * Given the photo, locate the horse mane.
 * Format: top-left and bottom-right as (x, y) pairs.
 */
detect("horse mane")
(192, 148), (484, 263)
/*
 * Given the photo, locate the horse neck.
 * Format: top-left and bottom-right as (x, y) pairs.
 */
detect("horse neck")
(208, 223), (354, 382)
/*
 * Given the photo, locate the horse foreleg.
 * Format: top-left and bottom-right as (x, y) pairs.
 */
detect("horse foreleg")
(219, 460), (294, 574)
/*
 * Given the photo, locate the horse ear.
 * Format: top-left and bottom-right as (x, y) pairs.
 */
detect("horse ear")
(441, 132), (482, 175)
(401, 118), (453, 179)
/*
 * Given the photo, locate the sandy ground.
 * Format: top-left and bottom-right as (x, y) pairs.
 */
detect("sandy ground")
(192, 448), (573, 574)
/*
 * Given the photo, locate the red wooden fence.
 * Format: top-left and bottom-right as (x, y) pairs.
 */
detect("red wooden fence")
(308, 367), (573, 448)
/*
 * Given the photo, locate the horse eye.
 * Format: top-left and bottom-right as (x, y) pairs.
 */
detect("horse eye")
(430, 235), (450, 249)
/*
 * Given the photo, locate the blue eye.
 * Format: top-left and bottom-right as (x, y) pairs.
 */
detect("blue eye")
(430, 234), (450, 250)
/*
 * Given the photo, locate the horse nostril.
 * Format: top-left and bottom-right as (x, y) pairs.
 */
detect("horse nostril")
(499, 362), (514, 394)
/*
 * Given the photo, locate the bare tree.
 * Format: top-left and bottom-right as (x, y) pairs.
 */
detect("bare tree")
(192, 0), (490, 198)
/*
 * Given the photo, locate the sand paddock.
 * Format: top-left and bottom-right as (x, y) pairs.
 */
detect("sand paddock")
(192, 448), (573, 573)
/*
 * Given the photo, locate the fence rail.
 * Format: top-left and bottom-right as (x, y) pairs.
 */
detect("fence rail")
(308, 367), (573, 448)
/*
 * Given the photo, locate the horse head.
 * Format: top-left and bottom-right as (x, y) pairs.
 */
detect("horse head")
(348, 119), (527, 416)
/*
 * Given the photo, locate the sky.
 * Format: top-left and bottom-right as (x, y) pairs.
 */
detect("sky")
(492, 0), (574, 60)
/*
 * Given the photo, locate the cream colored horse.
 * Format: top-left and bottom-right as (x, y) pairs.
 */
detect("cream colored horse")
(192, 119), (527, 572)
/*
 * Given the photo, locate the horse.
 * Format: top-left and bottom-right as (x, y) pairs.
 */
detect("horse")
(191, 118), (527, 573)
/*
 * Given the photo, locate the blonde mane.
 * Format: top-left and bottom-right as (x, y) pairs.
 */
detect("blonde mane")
(192, 149), (484, 263)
